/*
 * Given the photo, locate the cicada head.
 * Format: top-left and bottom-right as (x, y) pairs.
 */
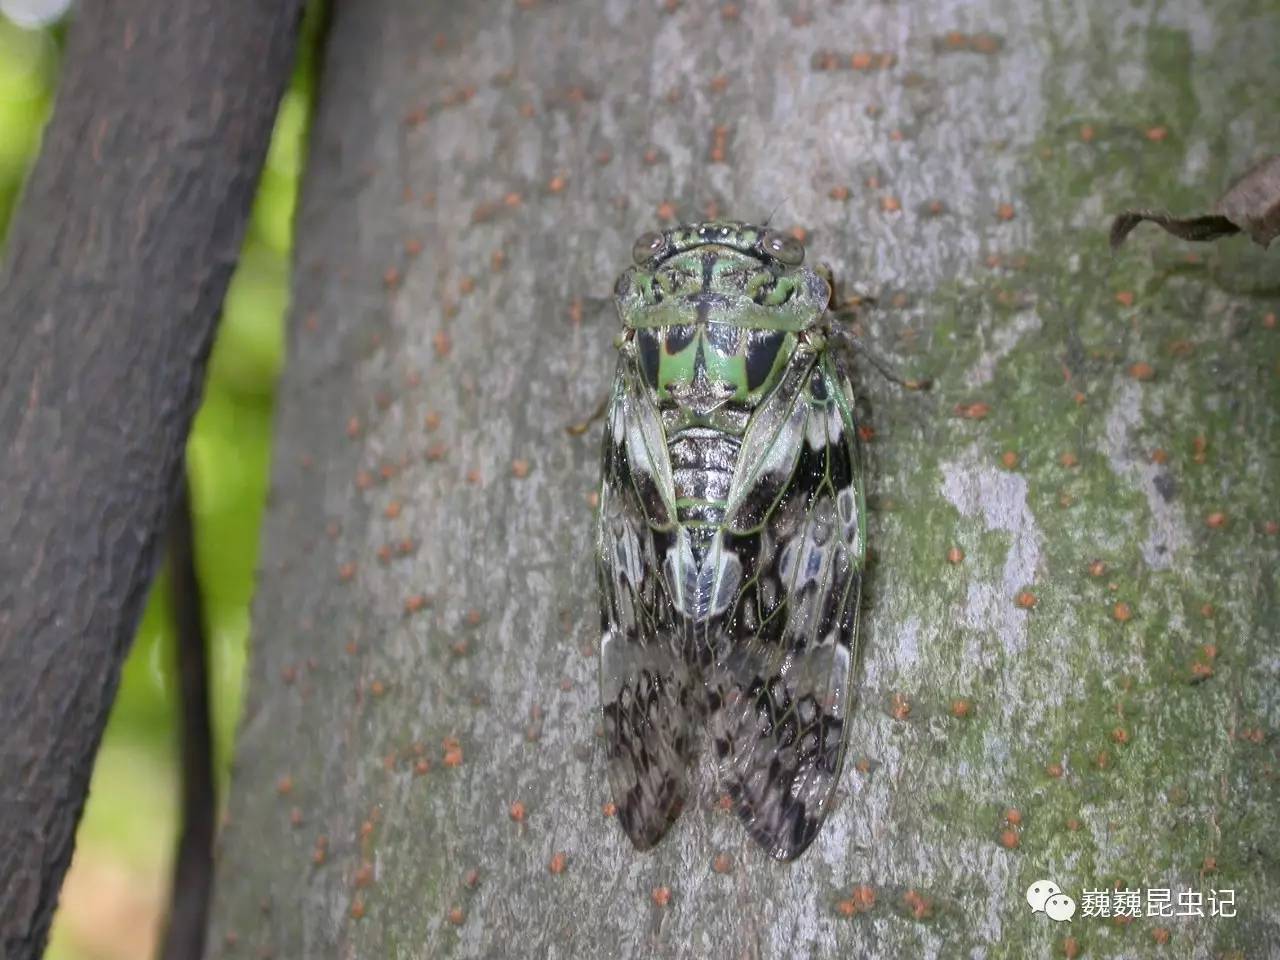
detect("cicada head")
(613, 222), (831, 417)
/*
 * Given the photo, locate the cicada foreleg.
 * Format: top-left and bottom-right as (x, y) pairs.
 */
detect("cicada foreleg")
(816, 263), (933, 392)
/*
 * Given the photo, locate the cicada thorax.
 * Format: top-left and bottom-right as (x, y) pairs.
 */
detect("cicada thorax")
(631, 322), (800, 524)
(616, 236), (830, 515)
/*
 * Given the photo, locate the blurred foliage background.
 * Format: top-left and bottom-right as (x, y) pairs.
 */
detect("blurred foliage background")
(0, 6), (321, 958)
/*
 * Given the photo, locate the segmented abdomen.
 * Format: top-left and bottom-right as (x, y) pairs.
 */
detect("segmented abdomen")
(668, 427), (740, 526)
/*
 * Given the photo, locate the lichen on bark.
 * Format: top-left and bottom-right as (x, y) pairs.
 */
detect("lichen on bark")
(207, 1), (1279, 957)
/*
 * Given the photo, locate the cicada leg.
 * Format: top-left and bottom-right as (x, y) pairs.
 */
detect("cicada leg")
(565, 393), (610, 436)
(816, 262), (932, 392)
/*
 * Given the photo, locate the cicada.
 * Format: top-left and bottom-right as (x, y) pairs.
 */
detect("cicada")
(598, 222), (866, 861)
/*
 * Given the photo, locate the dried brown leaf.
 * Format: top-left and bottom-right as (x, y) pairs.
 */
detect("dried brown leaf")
(1110, 154), (1280, 250)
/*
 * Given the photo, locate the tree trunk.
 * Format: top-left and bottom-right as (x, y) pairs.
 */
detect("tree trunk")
(207, 1), (1279, 956)
(0, 2), (302, 957)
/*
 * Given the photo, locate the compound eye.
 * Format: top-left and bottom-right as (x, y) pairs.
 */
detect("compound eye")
(632, 231), (666, 265)
(761, 229), (805, 266)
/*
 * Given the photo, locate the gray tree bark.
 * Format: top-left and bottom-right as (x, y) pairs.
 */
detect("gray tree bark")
(0, 2), (302, 956)
(208, 1), (1279, 957)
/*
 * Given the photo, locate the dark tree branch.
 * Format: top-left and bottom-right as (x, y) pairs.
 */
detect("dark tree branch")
(0, 2), (303, 956)
(160, 473), (215, 960)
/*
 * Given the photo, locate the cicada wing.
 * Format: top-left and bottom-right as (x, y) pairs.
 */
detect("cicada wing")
(710, 353), (865, 861)
(598, 355), (694, 850)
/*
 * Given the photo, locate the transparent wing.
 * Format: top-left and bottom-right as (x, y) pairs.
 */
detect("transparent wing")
(597, 354), (696, 850)
(709, 351), (864, 861)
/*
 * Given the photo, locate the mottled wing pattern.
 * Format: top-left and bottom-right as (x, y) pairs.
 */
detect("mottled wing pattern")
(710, 351), (864, 860)
(597, 354), (696, 849)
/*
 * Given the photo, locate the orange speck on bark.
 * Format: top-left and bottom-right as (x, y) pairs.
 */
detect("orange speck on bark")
(1129, 361), (1155, 381)
(1079, 124), (1095, 142)
(1191, 661), (1215, 681)
(548, 852), (568, 874)
(656, 201), (677, 221)
(891, 693), (911, 720)
(996, 203), (1015, 221)
(1144, 125), (1168, 142)
(951, 699), (972, 718)
(1001, 450), (1020, 469)
(651, 886), (672, 907)
(1015, 591), (1037, 610)
(880, 195), (901, 213)
(1205, 511), (1227, 529)
(1113, 601), (1133, 623)
(1115, 290), (1135, 307)
(354, 862), (374, 888)
(902, 889), (932, 920)
(954, 401), (991, 420)
(509, 801), (526, 823)
(547, 174), (568, 193)
(946, 546), (964, 565)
